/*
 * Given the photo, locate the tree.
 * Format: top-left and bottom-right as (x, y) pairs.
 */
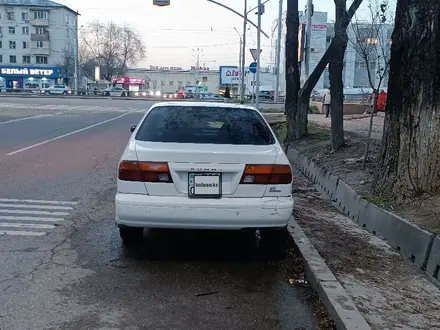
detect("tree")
(349, 0), (393, 169)
(79, 21), (146, 80)
(286, 0), (364, 141)
(372, 0), (440, 199)
(284, 0), (301, 143)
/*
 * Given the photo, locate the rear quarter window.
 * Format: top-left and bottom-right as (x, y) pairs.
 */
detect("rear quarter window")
(135, 106), (275, 145)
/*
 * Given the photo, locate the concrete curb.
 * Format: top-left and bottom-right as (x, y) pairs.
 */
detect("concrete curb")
(288, 218), (371, 330)
(286, 147), (439, 283)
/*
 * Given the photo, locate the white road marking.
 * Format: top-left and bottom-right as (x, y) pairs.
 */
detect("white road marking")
(0, 114), (52, 125)
(0, 223), (55, 229)
(0, 215), (65, 222)
(7, 112), (130, 155)
(0, 198), (78, 205)
(0, 198), (78, 237)
(0, 203), (73, 210)
(0, 209), (69, 216)
(0, 230), (46, 236)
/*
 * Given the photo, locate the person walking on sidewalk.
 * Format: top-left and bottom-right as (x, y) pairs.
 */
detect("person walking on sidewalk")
(377, 89), (387, 112)
(322, 88), (331, 118)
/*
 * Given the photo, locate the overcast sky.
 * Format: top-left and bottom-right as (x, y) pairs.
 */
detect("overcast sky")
(61, 0), (374, 69)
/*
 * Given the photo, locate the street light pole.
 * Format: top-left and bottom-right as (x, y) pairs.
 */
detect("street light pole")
(255, 0), (262, 110)
(234, 27), (242, 100)
(73, 16), (78, 95)
(274, 0), (283, 103)
(240, 0), (247, 104)
(304, 0), (313, 80)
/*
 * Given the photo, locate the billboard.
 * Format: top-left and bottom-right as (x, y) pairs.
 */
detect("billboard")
(219, 66), (240, 85)
(153, 0), (170, 6)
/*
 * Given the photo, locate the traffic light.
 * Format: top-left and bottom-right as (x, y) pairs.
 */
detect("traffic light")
(153, 0), (170, 6)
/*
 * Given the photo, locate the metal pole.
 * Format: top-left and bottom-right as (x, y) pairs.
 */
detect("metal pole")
(238, 36), (242, 99)
(73, 17), (78, 95)
(304, 0), (313, 79)
(240, 0), (247, 104)
(252, 73), (255, 106)
(255, 0), (261, 110)
(274, 0), (283, 103)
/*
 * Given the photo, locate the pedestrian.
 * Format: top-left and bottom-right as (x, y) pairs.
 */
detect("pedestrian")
(224, 87), (231, 99)
(377, 89), (387, 112)
(322, 88), (331, 117)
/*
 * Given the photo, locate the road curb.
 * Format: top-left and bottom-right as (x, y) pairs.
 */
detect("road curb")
(288, 218), (371, 330)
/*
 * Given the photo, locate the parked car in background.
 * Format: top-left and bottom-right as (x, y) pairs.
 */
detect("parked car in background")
(104, 86), (128, 97)
(44, 85), (72, 95)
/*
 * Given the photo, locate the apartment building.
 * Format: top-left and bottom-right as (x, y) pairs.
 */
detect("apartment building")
(0, 0), (78, 90)
(270, 11), (393, 92)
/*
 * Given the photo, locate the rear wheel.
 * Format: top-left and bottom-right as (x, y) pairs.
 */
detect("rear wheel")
(105, 92), (110, 96)
(119, 227), (143, 245)
(121, 92), (126, 97)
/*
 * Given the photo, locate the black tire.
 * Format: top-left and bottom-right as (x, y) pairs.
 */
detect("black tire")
(63, 91), (67, 96)
(119, 227), (144, 245)
(106, 92), (110, 96)
(121, 92), (125, 97)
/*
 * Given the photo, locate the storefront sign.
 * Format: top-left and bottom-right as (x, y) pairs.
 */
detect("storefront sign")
(0, 66), (60, 78)
(312, 24), (327, 30)
(219, 66), (240, 85)
(149, 65), (182, 71)
(191, 66), (210, 71)
(112, 77), (145, 84)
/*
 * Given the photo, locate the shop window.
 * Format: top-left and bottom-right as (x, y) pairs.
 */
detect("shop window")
(178, 81), (183, 87)
(9, 41), (16, 49)
(23, 41), (28, 49)
(22, 12), (29, 20)
(9, 55), (17, 63)
(7, 12), (14, 20)
(9, 26), (15, 34)
(22, 27), (29, 35)
(36, 56), (48, 64)
(33, 11), (48, 20)
(22, 56), (30, 64)
(202, 76), (208, 82)
(169, 81), (174, 86)
(36, 41), (43, 48)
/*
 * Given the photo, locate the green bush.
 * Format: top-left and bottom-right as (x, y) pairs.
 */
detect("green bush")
(309, 105), (320, 114)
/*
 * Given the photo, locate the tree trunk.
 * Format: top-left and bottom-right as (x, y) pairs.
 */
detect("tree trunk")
(329, 1), (349, 151)
(362, 91), (379, 170)
(293, 0), (364, 141)
(373, 0), (440, 198)
(284, 0), (302, 142)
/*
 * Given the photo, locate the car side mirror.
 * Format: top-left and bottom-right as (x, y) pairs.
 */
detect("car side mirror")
(130, 125), (136, 133)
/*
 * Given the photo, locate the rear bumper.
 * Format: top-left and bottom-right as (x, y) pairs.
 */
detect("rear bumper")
(115, 193), (293, 230)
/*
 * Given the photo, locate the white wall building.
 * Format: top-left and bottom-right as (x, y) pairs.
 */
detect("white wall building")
(0, 0), (78, 89)
(270, 11), (393, 93)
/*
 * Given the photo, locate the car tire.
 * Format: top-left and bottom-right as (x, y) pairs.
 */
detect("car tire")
(105, 92), (110, 96)
(63, 91), (67, 96)
(121, 92), (125, 97)
(119, 227), (143, 245)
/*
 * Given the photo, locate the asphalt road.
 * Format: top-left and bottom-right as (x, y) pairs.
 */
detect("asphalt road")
(0, 98), (318, 330)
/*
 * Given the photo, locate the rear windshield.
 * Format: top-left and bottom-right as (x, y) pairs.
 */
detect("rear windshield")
(135, 106), (275, 145)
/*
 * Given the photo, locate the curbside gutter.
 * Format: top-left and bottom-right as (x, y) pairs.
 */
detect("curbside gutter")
(286, 147), (440, 285)
(288, 218), (371, 330)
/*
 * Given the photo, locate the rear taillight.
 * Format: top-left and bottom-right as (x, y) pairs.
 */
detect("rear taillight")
(240, 164), (292, 184)
(118, 161), (173, 183)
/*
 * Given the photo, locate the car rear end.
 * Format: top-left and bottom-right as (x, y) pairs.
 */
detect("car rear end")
(115, 102), (293, 236)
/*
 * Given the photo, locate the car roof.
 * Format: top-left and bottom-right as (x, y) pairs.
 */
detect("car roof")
(151, 101), (258, 111)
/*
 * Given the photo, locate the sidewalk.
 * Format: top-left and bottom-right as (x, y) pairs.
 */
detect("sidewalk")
(290, 165), (440, 329)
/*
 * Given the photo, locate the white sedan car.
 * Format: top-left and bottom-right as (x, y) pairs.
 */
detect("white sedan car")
(115, 102), (293, 244)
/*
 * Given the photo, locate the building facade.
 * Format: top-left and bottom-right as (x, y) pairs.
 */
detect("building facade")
(270, 11), (393, 92)
(0, 0), (78, 90)
(126, 68), (221, 94)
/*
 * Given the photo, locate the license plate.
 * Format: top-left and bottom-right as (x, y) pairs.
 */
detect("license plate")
(188, 173), (222, 198)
